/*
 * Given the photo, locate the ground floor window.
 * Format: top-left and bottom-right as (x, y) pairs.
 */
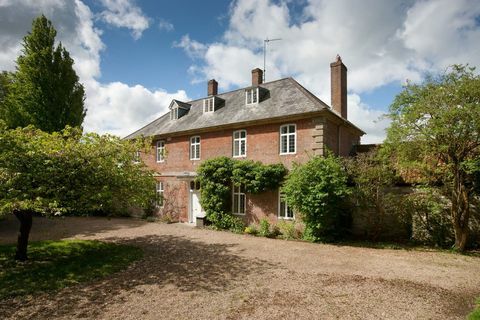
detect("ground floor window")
(232, 184), (246, 215)
(278, 192), (294, 219)
(156, 181), (164, 207)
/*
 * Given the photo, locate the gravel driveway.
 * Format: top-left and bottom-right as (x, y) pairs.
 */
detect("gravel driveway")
(1, 216), (479, 319)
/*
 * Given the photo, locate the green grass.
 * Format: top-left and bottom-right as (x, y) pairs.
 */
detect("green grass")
(0, 240), (142, 299)
(468, 298), (480, 320)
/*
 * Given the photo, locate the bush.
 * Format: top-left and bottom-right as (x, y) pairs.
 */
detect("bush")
(228, 216), (246, 234)
(244, 224), (258, 235)
(277, 220), (300, 240)
(258, 218), (271, 237)
(282, 154), (351, 242)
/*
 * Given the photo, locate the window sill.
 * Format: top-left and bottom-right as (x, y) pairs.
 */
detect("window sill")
(190, 158), (201, 161)
(279, 152), (296, 156)
(232, 155), (247, 158)
(233, 212), (246, 216)
(278, 217), (295, 220)
(156, 160), (165, 163)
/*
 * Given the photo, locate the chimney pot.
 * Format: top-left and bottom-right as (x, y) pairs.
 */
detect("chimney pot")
(251, 68), (263, 86)
(208, 79), (218, 96)
(330, 55), (347, 119)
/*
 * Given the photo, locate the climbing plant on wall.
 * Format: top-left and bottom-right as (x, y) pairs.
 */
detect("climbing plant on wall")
(196, 156), (287, 230)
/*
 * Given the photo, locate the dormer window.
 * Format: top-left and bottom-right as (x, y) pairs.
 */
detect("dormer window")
(170, 108), (179, 120)
(204, 97), (214, 113)
(245, 88), (259, 105)
(168, 99), (191, 120)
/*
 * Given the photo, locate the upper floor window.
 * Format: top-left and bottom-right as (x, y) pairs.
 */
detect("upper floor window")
(204, 97), (214, 113)
(233, 130), (247, 157)
(280, 124), (296, 155)
(233, 184), (246, 215)
(133, 150), (140, 164)
(156, 181), (164, 207)
(170, 107), (179, 120)
(245, 88), (258, 105)
(278, 192), (294, 219)
(156, 140), (165, 162)
(190, 136), (201, 160)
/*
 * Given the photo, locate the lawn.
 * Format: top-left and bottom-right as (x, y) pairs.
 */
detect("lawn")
(0, 240), (142, 299)
(469, 298), (480, 320)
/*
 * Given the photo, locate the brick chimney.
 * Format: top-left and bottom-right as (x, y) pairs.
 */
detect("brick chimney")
(252, 68), (263, 86)
(330, 55), (347, 119)
(208, 79), (218, 96)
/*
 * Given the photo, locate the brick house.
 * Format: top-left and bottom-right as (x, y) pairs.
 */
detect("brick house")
(126, 56), (364, 224)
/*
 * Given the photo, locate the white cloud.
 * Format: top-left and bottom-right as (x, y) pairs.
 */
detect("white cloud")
(173, 34), (207, 59)
(99, 0), (150, 40)
(175, 0), (480, 143)
(0, 0), (188, 137)
(158, 18), (174, 32)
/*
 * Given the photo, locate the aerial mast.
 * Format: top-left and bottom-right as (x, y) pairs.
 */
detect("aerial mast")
(263, 37), (281, 82)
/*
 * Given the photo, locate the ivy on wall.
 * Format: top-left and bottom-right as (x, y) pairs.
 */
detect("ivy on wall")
(196, 156), (287, 229)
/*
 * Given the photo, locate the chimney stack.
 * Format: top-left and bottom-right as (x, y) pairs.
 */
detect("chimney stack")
(330, 55), (347, 119)
(252, 68), (263, 86)
(208, 79), (218, 96)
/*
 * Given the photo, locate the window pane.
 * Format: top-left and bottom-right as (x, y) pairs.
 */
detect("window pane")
(240, 194), (245, 213)
(281, 135), (287, 153)
(240, 140), (245, 156)
(246, 91), (252, 104)
(287, 206), (294, 218)
(289, 135), (295, 152)
(191, 145), (195, 158)
(195, 145), (200, 159)
(233, 194), (239, 213)
(234, 140), (239, 156)
(234, 131), (239, 139)
(241, 130), (246, 138)
(280, 201), (286, 218)
(289, 125), (295, 133)
(252, 89), (257, 103)
(281, 126), (287, 134)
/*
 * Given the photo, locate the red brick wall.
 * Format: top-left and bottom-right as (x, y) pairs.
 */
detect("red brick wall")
(142, 116), (361, 224)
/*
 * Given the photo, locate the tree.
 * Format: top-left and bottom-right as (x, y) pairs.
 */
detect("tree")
(282, 154), (351, 242)
(0, 71), (11, 105)
(385, 65), (480, 251)
(0, 124), (155, 260)
(1, 15), (86, 132)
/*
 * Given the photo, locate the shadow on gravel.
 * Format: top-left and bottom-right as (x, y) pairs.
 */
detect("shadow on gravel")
(0, 235), (277, 319)
(0, 215), (148, 244)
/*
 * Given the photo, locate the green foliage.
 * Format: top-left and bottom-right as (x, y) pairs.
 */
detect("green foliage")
(384, 64), (480, 251)
(0, 71), (12, 106)
(468, 298), (480, 320)
(344, 148), (398, 240)
(0, 240), (142, 299)
(258, 218), (271, 237)
(196, 156), (286, 230)
(228, 216), (246, 234)
(0, 125), (155, 217)
(282, 154), (351, 242)
(1, 15), (86, 132)
(277, 220), (301, 240)
(244, 224), (258, 235)
(405, 188), (454, 247)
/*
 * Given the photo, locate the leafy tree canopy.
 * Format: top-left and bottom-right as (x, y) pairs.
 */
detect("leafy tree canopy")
(0, 15), (86, 132)
(384, 64), (480, 251)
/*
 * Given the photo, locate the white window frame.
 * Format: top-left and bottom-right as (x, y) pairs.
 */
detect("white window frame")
(133, 150), (140, 164)
(245, 88), (259, 105)
(156, 181), (164, 208)
(203, 97), (215, 113)
(279, 124), (297, 155)
(156, 140), (165, 163)
(232, 184), (246, 215)
(190, 136), (201, 160)
(233, 130), (247, 157)
(170, 108), (179, 120)
(278, 191), (294, 220)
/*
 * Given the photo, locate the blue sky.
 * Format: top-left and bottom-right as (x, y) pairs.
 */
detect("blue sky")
(0, 0), (479, 142)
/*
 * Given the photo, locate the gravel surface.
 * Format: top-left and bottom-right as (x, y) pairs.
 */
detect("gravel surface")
(1, 216), (479, 319)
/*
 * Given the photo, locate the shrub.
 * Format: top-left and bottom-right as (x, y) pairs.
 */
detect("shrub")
(259, 218), (271, 237)
(244, 224), (258, 235)
(277, 220), (300, 240)
(282, 154), (351, 242)
(228, 216), (246, 234)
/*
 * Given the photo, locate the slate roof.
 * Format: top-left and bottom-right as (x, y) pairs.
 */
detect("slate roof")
(125, 77), (364, 139)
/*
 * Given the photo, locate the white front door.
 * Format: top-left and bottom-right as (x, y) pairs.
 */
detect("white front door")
(189, 181), (204, 223)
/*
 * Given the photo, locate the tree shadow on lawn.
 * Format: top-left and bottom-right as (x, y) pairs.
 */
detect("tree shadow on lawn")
(0, 234), (278, 319)
(0, 215), (149, 244)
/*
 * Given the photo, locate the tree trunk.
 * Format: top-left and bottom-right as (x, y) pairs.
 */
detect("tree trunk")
(14, 210), (33, 261)
(451, 167), (470, 252)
